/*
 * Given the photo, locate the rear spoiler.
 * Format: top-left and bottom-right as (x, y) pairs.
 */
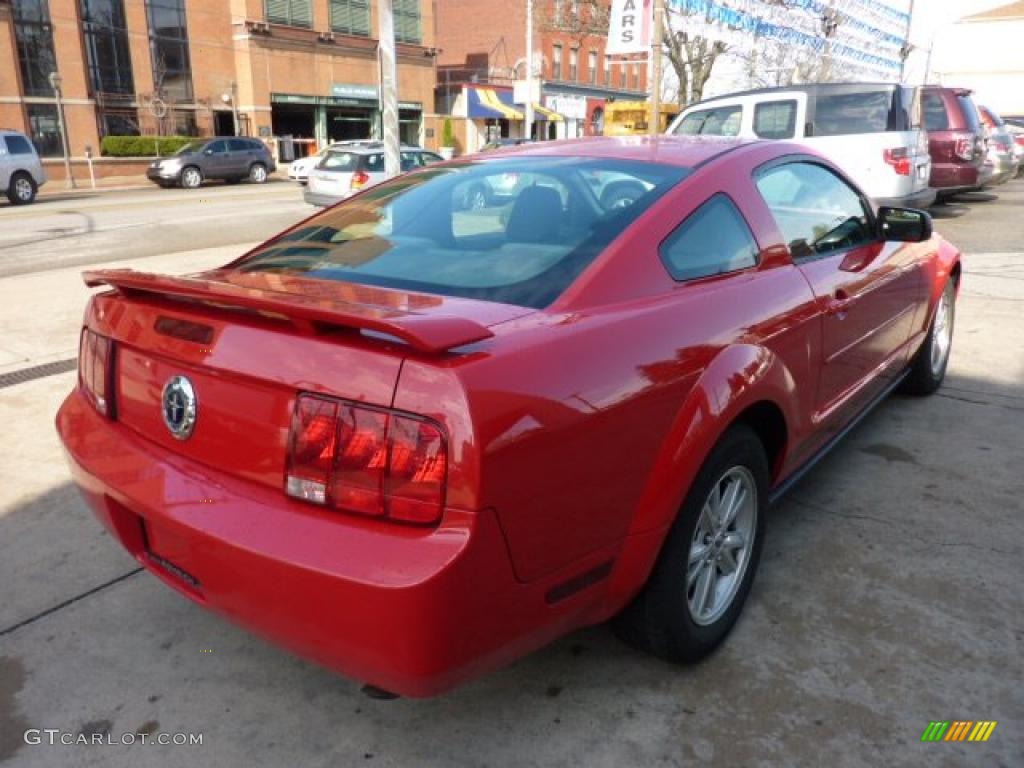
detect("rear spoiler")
(82, 269), (494, 354)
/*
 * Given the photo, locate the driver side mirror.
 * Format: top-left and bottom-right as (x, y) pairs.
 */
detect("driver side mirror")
(878, 206), (933, 243)
(204, 148), (215, 156)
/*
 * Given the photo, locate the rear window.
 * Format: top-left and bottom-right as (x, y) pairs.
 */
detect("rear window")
(235, 157), (688, 308)
(923, 93), (949, 131)
(956, 94), (982, 132)
(813, 88), (901, 136)
(319, 151), (360, 172)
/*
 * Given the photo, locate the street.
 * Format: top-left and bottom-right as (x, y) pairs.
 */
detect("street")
(1, 178), (1022, 767)
(0, 182), (310, 279)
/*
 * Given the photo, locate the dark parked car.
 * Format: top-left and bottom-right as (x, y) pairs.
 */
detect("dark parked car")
(147, 137), (276, 189)
(921, 87), (986, 201)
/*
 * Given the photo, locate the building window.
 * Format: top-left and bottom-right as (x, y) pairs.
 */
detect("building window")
(330, 0), (370, 36)
(620, 63), (626, 88)
(569, 48), (578, 81)
(552, 44), (562, 80)
(81, 0), (135, 95)
(604, 54), (610, 85)
(265, 0), (312, 28)
(553, 0), (563, 24)
(588, 50), (597, 84)
(146, 0), (193, 103)
(631, 64), (639, 90)
(394, 0), (421, 44)
(26, 103), (62, 157)
(12, 1), (59, 98)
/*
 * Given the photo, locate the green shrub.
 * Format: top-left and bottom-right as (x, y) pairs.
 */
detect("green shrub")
(100, 135), (196, 157)
(441, 118), (455, 147)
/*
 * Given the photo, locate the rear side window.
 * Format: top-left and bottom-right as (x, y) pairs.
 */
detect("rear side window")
(956, 94), (982, 132)
(813, 89), (893, 135)
(228, 139), (249, 152)
(675, 106), (742, 137)
(660, 195), (758, 281)
(756, 162), (873, 259)
(4, 135), (35, 155)
(753, 100), (797, 139)
(923, 93), (949, 131)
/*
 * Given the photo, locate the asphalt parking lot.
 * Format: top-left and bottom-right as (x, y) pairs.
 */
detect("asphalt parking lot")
(0, 179), (1022, 767)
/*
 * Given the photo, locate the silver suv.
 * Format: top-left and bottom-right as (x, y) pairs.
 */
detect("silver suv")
(1, 128), (46, 205)
(668, 83), (936, 209)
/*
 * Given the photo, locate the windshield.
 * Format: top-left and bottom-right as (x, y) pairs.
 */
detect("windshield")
(174, 140), (207, 155)
(234, 157), (688, 308)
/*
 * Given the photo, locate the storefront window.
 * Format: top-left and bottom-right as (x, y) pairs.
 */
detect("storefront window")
(265, 0), (312, 28)
(394, 0), (421, 44)
(12, 0), (59, 97)
(330, 0), (370, 36)
(26, 103), (62, 157)
(146, 0), (194, 102)
(81, 0), (135, 95)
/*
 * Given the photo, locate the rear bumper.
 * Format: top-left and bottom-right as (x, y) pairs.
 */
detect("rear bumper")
(874, 186), (937, 209)
(929, 161), (981, 193)
(56, 390), (605, 697)
(303, 188), (347, 207)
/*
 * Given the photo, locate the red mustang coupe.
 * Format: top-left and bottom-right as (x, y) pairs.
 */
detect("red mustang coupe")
(57, 137), (960, 697)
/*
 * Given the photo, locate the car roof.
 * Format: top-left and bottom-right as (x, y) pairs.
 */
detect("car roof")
(683, 82), (907, 108)
(476, 135), (756, 168)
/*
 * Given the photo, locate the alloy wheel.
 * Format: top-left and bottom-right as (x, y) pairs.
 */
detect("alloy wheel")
(250, 164), (268, 183)
(14, 177), (33, 202)
(182, 168), (201, 189)
(687, 466), (757, 626)
(930, 290), (952, 377)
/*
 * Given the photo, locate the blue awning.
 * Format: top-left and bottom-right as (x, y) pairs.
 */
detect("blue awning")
(466, 88), (524, 120)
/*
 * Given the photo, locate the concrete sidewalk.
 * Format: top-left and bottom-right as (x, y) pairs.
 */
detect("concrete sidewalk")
(0, 244), (255, 374)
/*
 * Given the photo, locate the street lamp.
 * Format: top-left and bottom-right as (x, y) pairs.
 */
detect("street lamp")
(48, 71), (76, 189)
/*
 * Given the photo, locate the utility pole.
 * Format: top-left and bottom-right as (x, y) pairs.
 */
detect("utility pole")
(48, 72), (76, 189)
(900, 0), (915, 82)
(525, 0), (535, 141)
(377, 0), (401, 178)
(649, 0), (664, 135)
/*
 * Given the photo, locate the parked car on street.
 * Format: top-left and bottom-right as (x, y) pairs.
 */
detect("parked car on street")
(1006, 118), (1024, 175)
(667, 83), (935, 209)
(921, 87), (987, 201)
(976, 105), (1020, 187)
(304, 145), (444, 206)
(479, 138), (535, 152)
(59, 136), (961, 698)
(1, 128), (46, 205)
(288, 140), (381, 184)
(146, 137), (276, 189)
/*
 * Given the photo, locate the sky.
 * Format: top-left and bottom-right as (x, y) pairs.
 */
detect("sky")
(901, 0), (1013, 82)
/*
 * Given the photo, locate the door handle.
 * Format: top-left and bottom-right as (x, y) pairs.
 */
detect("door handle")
(825, 289), (853, 316)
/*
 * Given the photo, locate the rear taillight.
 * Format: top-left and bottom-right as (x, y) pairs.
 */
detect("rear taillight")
(953, 133), (982, 162)
(79, 328), (113, 417)
(286, 394), (447, 525)
(883, 147), (912, 176)
(350, 170), (370, 191)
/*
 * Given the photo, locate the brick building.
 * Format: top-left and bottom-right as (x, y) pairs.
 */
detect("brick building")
(0, 0), (436, 174)
(435, 0), (647, 150)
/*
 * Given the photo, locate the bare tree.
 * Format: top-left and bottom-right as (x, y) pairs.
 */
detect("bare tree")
(539, 0), (610, 47)
(662, 6), (728, 107)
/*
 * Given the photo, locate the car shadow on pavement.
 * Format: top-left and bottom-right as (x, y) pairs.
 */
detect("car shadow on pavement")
(928, 201), (970, 219)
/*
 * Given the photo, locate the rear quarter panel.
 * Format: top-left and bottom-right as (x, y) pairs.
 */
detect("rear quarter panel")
(402, 145), (821, 584)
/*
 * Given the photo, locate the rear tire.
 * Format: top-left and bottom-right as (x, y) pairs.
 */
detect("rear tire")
(248, 163), (268, 184)
(901, 279), (955, 396)
(613, 425), (769, 663)
(7, 172), (37, 205)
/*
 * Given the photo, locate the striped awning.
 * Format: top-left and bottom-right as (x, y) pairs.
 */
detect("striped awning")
(466, 88), (565, 122)
(532, 103), (564, 122)
(467, 88), (524, 120)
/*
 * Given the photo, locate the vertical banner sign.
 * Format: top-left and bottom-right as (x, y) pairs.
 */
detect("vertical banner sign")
(606, 0), (653, 55)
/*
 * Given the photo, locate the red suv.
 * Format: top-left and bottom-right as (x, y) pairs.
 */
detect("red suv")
(922, 86), (986, 200)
